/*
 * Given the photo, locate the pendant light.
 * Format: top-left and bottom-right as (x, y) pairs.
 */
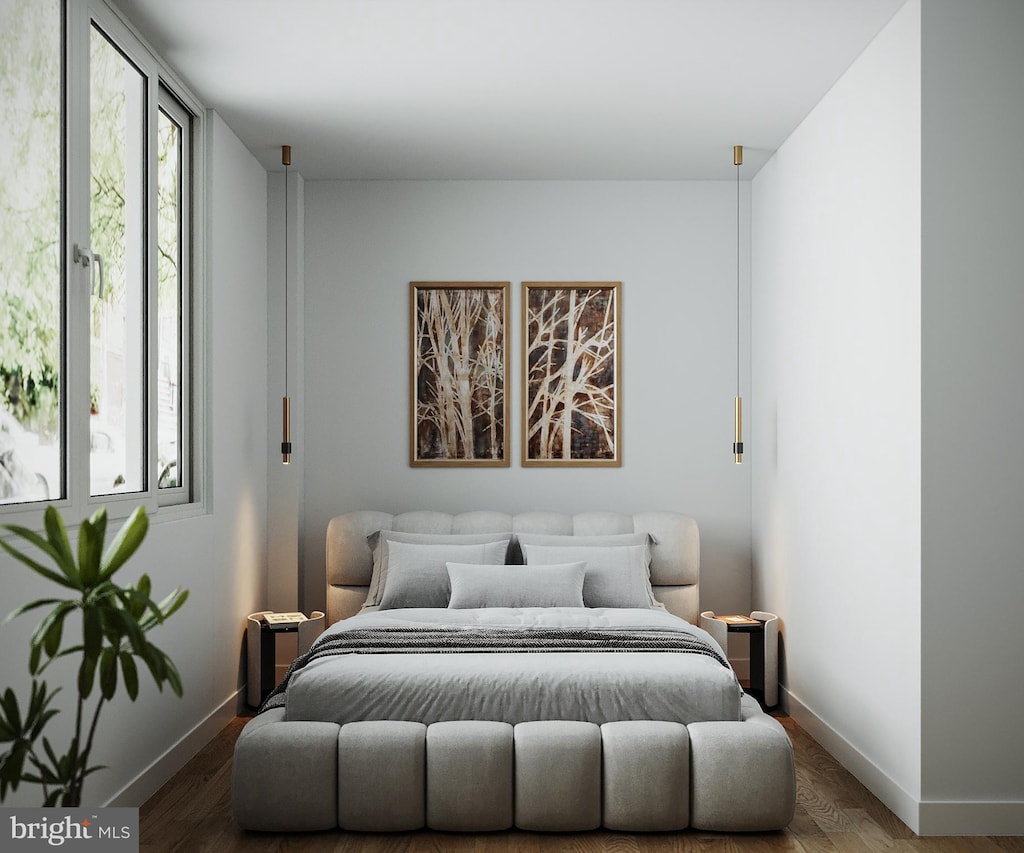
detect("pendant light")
(281, 145), (293, 464)
(733, 145), (743, 465)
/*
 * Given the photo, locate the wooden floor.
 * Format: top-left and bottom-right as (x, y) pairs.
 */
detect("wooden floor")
(140, 714), (1024, 853)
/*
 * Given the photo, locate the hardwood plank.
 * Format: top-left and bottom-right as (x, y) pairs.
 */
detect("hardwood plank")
(138, 715), (1024, 853)
(824, 832), (877, 853)
(782, 806), (837, 853)
(781, 720), (914, 843)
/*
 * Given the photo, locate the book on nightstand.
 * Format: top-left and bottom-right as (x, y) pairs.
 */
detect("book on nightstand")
(713, 614), (761, 627)
(262, 611), (308, 630)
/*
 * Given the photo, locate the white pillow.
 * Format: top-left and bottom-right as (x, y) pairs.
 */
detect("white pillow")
(522, 543), (655, 609)
(365, 530), (512, 606)
(446, 562), (586, 609)
(376, 539), (509, 609)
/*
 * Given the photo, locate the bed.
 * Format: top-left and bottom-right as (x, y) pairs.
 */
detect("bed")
(232, 510), (795, 833)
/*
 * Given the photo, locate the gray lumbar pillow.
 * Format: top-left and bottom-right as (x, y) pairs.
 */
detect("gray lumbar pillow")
(446, 562), (587, 609)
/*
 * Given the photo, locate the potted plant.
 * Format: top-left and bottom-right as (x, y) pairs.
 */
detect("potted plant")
(0, 505), (187, 806)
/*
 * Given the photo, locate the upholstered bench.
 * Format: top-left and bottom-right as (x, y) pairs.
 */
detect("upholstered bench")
(232, 694), (794, 833)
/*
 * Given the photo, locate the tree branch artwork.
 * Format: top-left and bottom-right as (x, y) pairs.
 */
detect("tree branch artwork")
(522, 282), (621, 466)
(411, 283), (509, 466)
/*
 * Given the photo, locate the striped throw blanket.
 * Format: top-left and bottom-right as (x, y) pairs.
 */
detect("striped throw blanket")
(259, 624), (729, 714)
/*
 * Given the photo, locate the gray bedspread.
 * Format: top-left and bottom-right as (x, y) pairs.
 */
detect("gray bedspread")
(277, 608), (742, 725)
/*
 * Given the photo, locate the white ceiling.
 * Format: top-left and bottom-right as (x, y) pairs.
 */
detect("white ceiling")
(113, 0), (907, 181)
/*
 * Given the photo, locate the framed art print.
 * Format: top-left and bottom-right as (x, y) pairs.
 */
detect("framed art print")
(522, 281), (621, 466)
(410, 282), (510, 466)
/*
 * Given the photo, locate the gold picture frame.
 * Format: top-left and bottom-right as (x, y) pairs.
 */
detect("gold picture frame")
(522, 282), (621, 467)
(410, 282), (510, 466)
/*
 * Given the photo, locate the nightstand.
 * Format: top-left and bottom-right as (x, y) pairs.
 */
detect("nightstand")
(699, 610), (778, 709)
(246, 611), (325, 707)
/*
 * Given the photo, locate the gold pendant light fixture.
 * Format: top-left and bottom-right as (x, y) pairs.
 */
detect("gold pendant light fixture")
(281, 144), (293, 465)
(733, 145), (744, 465)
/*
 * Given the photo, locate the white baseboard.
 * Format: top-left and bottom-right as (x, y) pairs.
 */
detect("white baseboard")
(783, 685), (921, 833)
(784, 686), (1024, 836)
(105, 690), (241, 808)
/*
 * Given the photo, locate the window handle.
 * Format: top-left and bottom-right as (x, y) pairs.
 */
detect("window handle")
(92, 252), (105, 299)
(72, 244), (105, 299)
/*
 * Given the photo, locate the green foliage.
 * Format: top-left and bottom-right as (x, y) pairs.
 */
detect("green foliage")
(1, 1), (183, 437)
(0, 0), (62, 437)
(0, 505), (188, 806)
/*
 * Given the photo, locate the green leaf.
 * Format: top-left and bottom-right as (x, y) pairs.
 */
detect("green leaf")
(119, 653), (139, 700)
(157, 588), (189, 623)
(0, 713), (15, 741)
(98, 506), (149, 580)
(127, 583), (187, 632)
(120, 585), (158, 625)
(31, 600), (77, 662)
(139, 647), (167, 686)
(25, 681), (61, 740)
(0, 741), (30, 796)
(49, 644), (83, 660)
(163, 655), (184, 697)
(110, 607), (147, 657)
(43, 506), (78, 581)
(0, 537), (77, 590)
(77, 517), (103, 587)
(77, 653), (98, 699)
(99, 647), (117, 700)
(82, 606), (103, 662)
(30, 707), (60, 741)
(28, 641), (42, 675)
(50, 733), (74, 765)
(5, 597), (63, 624)
(0, 688), (23, 734)
(2, 518), (78, 582)
(88, 507), (108, 555)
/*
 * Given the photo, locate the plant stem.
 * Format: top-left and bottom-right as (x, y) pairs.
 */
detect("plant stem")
(70, 686), (86, 806)
(73, 694), (106, 806)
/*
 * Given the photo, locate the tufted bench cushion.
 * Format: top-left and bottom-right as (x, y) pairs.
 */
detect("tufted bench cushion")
(232, 695), (795, 832)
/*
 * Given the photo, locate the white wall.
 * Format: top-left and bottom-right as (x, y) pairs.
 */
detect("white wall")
(0, 112), (269, 807)
(751, 0), (922, 828)
(301, 180), (753, 627)
(919, 0), (1024, 834)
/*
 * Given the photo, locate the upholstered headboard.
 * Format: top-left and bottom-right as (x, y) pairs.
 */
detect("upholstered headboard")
(324, 510), (700, 626)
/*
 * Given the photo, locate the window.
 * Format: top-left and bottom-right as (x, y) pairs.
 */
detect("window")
(0, 0), (62, 505)
(0, 0), (203, 516)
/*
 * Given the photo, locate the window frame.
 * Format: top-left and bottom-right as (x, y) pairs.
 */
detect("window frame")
(154, 88), (195, 507)
(0, 0), (207, 527)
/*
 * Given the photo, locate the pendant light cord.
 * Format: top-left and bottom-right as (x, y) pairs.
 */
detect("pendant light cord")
(732, 145), (744, 464)
(736, 154), (741, 399)
(284, 159), (289, 399)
